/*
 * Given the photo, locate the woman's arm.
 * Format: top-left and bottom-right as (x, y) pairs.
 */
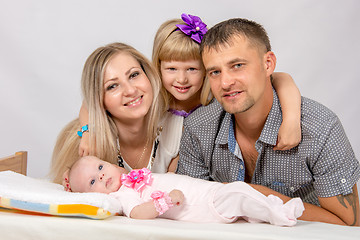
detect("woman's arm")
(271, 72), (301, 150)
(78, 101), (90, 156)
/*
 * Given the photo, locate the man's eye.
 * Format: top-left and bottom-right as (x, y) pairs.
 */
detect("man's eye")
(234, 63), (243, 69)
(209, 70), (220, 77)
(90, 179), (95, 185)
(188, 68), (196, 71)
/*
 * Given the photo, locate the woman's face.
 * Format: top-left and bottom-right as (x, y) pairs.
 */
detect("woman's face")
(103, 52), (153, 124)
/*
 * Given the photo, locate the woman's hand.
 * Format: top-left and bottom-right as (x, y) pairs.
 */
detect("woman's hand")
(78, 132), (90, 156)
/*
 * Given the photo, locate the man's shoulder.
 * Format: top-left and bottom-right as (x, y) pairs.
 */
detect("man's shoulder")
(301, 96), (338, 121)
(184, 99), (226, 128)
(300, 96), (341, 135)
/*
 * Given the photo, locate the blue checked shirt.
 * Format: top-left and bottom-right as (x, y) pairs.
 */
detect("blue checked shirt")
(177, 89), (360, 206)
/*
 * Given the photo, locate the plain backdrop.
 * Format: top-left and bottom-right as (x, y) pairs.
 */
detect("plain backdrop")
(1, 0), (359, 196)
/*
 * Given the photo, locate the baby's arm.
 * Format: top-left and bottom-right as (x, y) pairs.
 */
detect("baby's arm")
(130, 190), (184, 219)
(78, 101), (90, 156)
(271, 72), (301, 150)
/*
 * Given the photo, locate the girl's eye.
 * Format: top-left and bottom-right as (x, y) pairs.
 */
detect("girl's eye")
(98, 165), (103, 170)
(168, 68), (176, 71)
(90, 179), (95, 185)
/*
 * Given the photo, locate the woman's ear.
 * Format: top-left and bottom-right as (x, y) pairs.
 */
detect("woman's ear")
(264, 51), (276, 77)
(62, 169), (72, 192)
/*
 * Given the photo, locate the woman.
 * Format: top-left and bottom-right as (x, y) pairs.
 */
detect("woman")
(50, 42), (182, 183)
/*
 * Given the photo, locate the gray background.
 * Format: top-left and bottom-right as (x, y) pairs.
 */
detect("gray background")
(1, 0), (359, 198)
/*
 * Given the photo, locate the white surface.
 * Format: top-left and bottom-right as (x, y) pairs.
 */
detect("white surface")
(0, 0), (359, 195)
(0, 211), (359, 240)
(0, 171), (122, 213)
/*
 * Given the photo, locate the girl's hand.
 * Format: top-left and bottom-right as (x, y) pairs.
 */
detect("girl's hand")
(274, 117), (301, 151)
(78, 132), (90, 156)
(169, 189), (184, 206)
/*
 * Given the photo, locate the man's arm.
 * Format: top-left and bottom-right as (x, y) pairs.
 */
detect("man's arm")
(176, 126), (210, 179)
(318, 185), (359, 226)
(250, 184), (359, 225)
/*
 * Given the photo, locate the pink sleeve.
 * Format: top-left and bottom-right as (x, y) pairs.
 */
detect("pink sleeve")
(110, 188), (145, 217)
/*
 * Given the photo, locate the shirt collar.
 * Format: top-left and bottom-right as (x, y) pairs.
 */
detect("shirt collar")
(218, 88), (282, 147)
(258, 88), (282, 146)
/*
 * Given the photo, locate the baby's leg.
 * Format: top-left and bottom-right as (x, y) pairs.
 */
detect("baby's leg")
(213, 182), (304, 226)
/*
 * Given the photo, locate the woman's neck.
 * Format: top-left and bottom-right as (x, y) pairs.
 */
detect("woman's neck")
(114, 118), (149, 147)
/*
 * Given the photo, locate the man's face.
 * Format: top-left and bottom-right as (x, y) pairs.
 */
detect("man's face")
(202, 36), (273, 115)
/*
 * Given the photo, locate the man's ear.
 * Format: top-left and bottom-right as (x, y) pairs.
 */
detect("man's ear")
(264, 51), (276, 77)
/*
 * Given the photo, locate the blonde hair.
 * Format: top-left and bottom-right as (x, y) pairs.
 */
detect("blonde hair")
(152, 19), (212, 109)
(50, 42), (165, 183)
(49, 118), (81, 183)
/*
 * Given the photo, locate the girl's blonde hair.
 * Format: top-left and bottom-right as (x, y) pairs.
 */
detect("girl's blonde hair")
(49, 42), (165, 183)
(152, 19), (212, 109)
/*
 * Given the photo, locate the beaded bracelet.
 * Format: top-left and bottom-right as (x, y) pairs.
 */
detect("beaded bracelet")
(77, 124), (89, 137)
(151, 191), (173, 215)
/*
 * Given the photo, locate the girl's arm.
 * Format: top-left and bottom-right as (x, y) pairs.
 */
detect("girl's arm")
(78, 101), (90, 156)
(271, 72), (301, 150)
(130, 189), (184, 219)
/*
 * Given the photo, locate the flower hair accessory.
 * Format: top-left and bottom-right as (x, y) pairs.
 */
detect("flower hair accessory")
(121, 168), (153, 192)
(176, 13), (207, 44)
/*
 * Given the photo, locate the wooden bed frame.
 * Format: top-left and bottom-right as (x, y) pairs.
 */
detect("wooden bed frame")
(0, 151), (27, 175)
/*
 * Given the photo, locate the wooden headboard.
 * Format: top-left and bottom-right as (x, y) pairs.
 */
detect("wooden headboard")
(0, 151), (27, 175)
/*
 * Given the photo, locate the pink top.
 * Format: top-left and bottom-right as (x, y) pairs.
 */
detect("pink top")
(110, 172), (235, 223)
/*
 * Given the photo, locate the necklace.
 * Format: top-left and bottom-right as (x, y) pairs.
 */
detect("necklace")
(117, 138), (149, 169)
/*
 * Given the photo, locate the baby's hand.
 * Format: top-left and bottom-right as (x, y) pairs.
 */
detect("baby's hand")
(169, 189), (184, 206)
(78, 132), (90, 156)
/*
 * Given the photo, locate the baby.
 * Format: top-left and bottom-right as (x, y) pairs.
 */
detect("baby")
(63, 156), (304, 226)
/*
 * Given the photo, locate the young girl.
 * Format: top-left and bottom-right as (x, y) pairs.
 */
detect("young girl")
(152, 14), (301, 151)
(64, 155), (304, 226)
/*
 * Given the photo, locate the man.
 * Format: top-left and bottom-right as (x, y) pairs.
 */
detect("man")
(176, 18), (359, 226)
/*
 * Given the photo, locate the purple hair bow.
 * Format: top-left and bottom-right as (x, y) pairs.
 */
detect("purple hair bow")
(176, 13), (207, 44)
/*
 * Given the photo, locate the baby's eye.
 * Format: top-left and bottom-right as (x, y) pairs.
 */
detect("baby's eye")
(98, 165), (103, 170)
(90, 179), (95, 185)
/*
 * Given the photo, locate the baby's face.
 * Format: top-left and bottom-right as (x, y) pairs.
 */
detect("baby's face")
(70, 156), (128, 193)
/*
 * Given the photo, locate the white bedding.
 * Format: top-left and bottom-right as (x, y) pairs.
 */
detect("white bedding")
(0, 210), (358, 240)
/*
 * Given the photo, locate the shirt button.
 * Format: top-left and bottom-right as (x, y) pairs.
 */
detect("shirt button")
(240, 165), (244, 170)
(290, 187), (295, 191)
(341, 179), (346, 184)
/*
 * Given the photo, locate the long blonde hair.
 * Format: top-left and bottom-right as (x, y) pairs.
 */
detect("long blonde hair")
(152, 19), (212, 109)
(49, 42), (165, 183)
(49, 118), (81, 183)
